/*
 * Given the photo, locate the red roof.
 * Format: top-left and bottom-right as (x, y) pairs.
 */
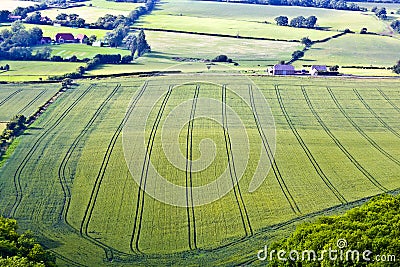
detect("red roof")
(76, 34), (88, 40)
(55, 33), (75, 41)
(273, 64), (295, 71)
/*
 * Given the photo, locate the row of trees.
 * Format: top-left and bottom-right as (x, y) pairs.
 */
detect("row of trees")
(275, 15), (318, 28)
(0, 115), (27, 158)
(123, 29), (151, 57)
(0, 3), (47, 22)
(0, 21), (51, 60)
(0, 216), (56, 266)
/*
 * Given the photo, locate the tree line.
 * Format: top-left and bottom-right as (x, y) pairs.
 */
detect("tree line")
(0, 115), (27, 159)
(0, 3), (47, 22)
(275, 15), (317, 28)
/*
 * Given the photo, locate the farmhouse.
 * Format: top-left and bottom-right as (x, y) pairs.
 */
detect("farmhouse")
(310, 65), (327, 76)
(55, 33), (76, 43)
(268, 64), (295, 75)
(76, 34), (88, 44)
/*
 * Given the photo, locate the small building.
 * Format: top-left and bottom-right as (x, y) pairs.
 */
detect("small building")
(8, 15), (22, 21)
(310, 65), (327, 76)
(76, 34), (88, 44)
(268, 64), (295, 75)
(55, 33), (75, 43)
(40, 37), (52, 45)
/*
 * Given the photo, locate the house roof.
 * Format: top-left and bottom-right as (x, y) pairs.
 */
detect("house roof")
(311, 65), (327, 71)
(76, 34), (88, 40)
(8, 15), (22, 19)
(273, 64), (295, 71)
(55, 33), (75, 40)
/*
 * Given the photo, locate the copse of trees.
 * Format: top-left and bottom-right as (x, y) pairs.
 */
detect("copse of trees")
(54, 13), (86, 28)
(123, 29), (151, 57)
(393, 60), (400, 74)
(275, 16), (318, 28)
(268, 194), (400, 266)
(292, 50), (305, 60)
(372, 6), (387, 19)
(0, 216), (56, 266)
(0, 115), (27, 158)
(391, 20), (400, 33)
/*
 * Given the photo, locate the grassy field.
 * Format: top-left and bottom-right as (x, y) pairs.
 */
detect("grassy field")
(0, 76), (399, 266)
(0, 83), (59, 121)
(295, 34), (400, 68)
(88, 0), (144, 11)
(35, 44), (131, 60)
(0, 61), (84, 82)
(0, 123), (6, 133)
(1, 0), (36, 11)
(141, 0), (387, 33)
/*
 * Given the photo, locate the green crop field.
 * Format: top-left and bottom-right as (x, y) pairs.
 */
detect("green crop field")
(0, 75), (399, 266)
(295, 34), (400, 68)
(0, 61), (84, 82)
(150, 0), (387, 33)
(88, 0), (144, 11)
(0, 83), (59, 121)
(35, 44), (131, 60)
(1, 0), (36, 11)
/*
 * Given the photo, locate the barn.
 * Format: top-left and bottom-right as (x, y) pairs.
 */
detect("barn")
(268, 64), (295, 75)
(310, 65), (327, 76)
(55, 33), (76, 43)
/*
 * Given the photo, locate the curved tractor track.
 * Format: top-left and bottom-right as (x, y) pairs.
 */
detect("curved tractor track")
(130, 84), (173, 253)
(222, 85), (253, 237)
(185, 84), (200, 250)
(248, 85), (300, 214)
(378, 89), (400, 113)
(7, 84), (95, 218)
(17, 89), (48, 115)
(328, 87), (400, 167)
(79, 82), (149, 261)
(301, 86), (387, 192)
(275, 85), (347, 204)
(0, 89), (22, 107)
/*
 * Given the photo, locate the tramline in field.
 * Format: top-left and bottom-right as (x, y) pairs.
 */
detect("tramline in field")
(0, 76), (399, 266)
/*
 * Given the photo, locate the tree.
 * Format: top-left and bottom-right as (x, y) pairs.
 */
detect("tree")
(56, 13), (68, 21)
(89, 35), (97, 43)
(124, 34), (137, 56)
(305, 15), (317, 28)
(301, 37), (312, 47)
(10, 21), (24, 33)
(360, 27), (368, 34)
(29, 27), (43, 45)
(329, 65), (339, 71)
(121, 55), (133, 64)
(4, 64), (10, 71)
(292, 50), (304, 60)
(137, 29), (150, 56)
(290, 16), (306, 28)
(274, 16), (288, 26)
(25, 11), (42, 24)
(0, 10), (11, 23)
(393, 60), (400, 74)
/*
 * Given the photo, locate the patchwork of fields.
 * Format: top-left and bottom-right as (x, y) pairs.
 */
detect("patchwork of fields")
(0, 75), (399, 265)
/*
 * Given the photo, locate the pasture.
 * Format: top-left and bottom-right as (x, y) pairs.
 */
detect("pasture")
(0, 61), (84, 82)
(35, 44), (131, 60)
(142, 0), (387, 33)
(0, 123), (6, 133)
(295, 34), (400, 67)
(0, 75), (399, 266)
(0, 83), (59, 121)
(1, 0), (36, 11)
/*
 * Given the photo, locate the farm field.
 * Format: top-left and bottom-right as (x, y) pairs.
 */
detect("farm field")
(88, 0), (144, 11)
(1, 0), (36, 10)
(0, 123), (6, 133)
(0, 61), (84, 82)
(0, 83), (59, 121)
(0, 75), (399, 266)
(35, 44), (131, 60)
(295, 34), (400, 68)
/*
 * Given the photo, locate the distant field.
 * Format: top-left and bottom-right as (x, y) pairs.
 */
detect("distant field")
(0, 123), (6, 133)
(35, 44), (131, 59)
(23, 24), (109, 40)
(1, 0), (36, 11)
(296, 34), (400, 67)
(0, 83), (59, 121)
(142, 0), (387, 33)
(38, 6), (132, 24)
(88, 0), (144, 11)
(138, 14), (336, 41)
(0, 61), (83, 82)
(145, 31), (301, 60)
